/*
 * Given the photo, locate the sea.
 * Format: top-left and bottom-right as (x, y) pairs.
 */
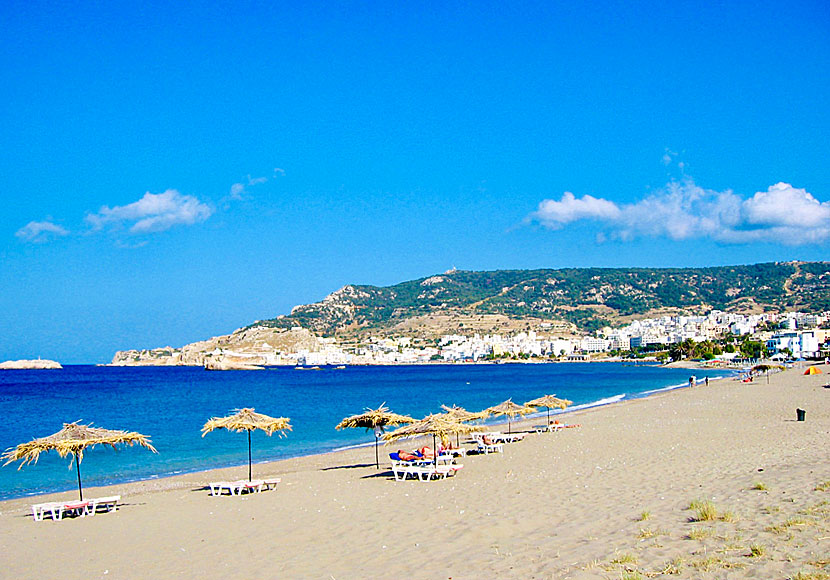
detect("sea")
(0, 363), (730, 500)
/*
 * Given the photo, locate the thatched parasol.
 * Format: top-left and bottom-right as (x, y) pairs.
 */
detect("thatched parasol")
(524, 394), (573, 425)
(335, 403), (414, 468)
(440, 404), (488, 446)
(202, 408), (291, 481)
(485, 399), (535, 434)
(1, 421), (157, 501)
(383, 414), (479, 466)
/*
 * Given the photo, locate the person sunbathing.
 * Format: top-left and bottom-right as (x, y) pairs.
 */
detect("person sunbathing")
(397, 450), (419, 461)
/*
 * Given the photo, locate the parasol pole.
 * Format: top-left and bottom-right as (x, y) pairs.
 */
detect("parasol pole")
(75, 453), (83, 501)
(373, 426), (383, 470)
(433, 434), (438, 467)
(248, 430), (252, 481)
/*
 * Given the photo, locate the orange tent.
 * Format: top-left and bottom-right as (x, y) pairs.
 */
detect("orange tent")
(803, 366), (822, 375)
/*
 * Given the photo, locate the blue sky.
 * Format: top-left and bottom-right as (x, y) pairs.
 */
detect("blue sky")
(2, 1), (828, 363)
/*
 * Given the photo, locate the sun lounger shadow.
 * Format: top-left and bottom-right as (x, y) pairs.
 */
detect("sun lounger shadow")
(321, 462), (375, 471)
(360, 469), (397, 480)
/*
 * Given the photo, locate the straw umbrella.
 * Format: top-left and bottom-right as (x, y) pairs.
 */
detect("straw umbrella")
(440, 404), (489, 446)
(485, 399), (535, 434)
(383, 414), (470, 466)
(1, 421), (157, 501)
(335, 403), (414, 469)
(202, 408), (291, 482)
(524, 394), (573, 426)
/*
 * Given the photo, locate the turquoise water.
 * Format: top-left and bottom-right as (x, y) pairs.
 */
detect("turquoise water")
(0, 363), (728, 500)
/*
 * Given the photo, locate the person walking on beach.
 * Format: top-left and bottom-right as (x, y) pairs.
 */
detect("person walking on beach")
(705, 376), (709, 387)
(689, 375), (696, 388)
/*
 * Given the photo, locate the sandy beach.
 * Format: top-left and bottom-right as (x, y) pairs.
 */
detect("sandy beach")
(1, 364), (828, 579)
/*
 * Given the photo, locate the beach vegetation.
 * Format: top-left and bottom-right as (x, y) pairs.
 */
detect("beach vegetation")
(637, 527), (655, 539)
(689, 556), (746, 572)
(689, 499), (719, 521)
(767, 516), (813, 534)
(816, 481), (830, 492)
(752, 481), (768, 491)
(638, 510), (651, 521)
(720, 509), (737, 522)
(620, 572), (644, 580)
(609, 552), (638, 566)
(748, 543), (766, 557)
(658, 558), (684, 574)
(791, 571), (830, 580)
(686, 526), (715, 540)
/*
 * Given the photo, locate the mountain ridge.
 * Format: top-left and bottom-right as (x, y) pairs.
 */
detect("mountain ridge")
(251, 261), (830, 337)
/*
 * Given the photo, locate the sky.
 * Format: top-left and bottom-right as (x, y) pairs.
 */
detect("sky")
(1, 1), (829, 363)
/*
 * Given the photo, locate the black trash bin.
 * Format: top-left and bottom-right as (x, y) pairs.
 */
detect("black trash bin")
(797, 408), (806, 422)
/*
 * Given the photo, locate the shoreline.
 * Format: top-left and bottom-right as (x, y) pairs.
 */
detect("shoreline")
(1, 363), (827, 579)
(0, 371), (725, 502)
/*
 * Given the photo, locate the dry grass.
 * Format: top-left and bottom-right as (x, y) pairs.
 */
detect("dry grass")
(791, 571), (830, 580)
(748, 543), (766, 557)
(689, 556), (746, 572)
(815, 481), (830, 492)
(638, 510), (651, 521)
(752, 481), (769, 491)
(609, 553), (638, 566)
(689, 499), (719, 522)
(720, 509), (737, 523)
(768, 517), (815, 534)
(687, 527), (715, 540)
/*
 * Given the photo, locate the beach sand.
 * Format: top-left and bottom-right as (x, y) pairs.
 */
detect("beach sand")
(1, 365), (828, 579)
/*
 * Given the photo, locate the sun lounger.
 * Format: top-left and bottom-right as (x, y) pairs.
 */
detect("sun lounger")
(88, 495), (121, 514)
(391, 461), (464, 481)
(534, 423), (564, 433)
(33, 500), (91, 521)
(209, 480), (265, 496)
(486, 431), (525, 443)
(262, 478), (281, 490)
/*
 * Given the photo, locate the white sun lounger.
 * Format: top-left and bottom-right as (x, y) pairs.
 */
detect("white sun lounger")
(391, 461), (464, 481)
(88, 495), (121, 514)
(209, 480), (264, 496)
(32, 500), (91, 521)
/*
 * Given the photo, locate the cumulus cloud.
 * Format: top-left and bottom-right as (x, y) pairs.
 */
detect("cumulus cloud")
(529, 180), (830, 245)
(532, 192), (621, 229)
(85, 189), (213, 234)
(15, 220), (69, 243)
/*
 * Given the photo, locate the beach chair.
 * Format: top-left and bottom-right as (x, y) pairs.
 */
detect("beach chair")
(88, 495), (120, 514)
(475, 438), (504, 454)
(34, 500), (91, 520)
(32, 502), (62, 521)
(209, 480), (263, 495)
(262, 478), (281, 491)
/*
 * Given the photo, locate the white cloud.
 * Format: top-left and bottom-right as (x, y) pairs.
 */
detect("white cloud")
(529, 180), (830, 246)
(273, 168), (285, 176)
(15, 220), (69, 243)
(228, 174), (268, 200)
(531, 191), (621, 229)
(85, 189), (213, 234)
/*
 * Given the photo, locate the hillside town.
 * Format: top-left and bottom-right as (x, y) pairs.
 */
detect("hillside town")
(277, 310), (830, 366)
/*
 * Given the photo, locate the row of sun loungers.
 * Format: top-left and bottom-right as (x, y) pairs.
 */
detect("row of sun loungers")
(209, 478), (281, 496)
(390, 461), (464, 481)
(32, 495), (121, 521)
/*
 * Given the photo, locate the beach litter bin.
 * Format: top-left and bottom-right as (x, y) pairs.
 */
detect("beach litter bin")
(796, 408), (806, 422)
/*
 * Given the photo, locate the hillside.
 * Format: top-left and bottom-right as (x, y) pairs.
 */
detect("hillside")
(252, 261), (830, 336)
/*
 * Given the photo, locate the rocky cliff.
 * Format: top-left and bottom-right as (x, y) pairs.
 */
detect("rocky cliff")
(111, 326), (325, 367)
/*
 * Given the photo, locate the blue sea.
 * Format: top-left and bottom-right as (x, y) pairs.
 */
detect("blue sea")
(0, 363), (728, 500)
